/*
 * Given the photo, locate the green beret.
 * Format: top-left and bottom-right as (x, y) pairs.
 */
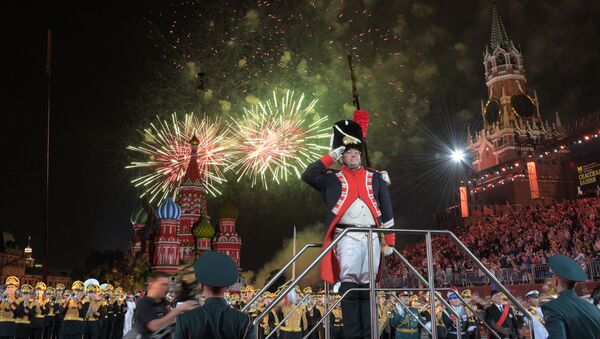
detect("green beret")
(194, 251), (238, 287)
(548, 254), (587, 282)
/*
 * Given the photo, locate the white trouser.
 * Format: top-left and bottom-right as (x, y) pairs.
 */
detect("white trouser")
(335, 231), (380, 284)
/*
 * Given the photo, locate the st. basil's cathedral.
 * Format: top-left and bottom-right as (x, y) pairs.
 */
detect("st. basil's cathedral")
(128, 136), (242, 274)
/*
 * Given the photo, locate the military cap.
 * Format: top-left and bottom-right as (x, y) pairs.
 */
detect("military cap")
(548, 254), (587, 282)
(55, 283), (65, 291)
(86, 284), (99, 293)
(72, 280), (84, 291)
(525, 290), (540, 298)
(303, 287), (313, 294)
(447, 291), (459, 300)
(5, 276), (20, 288)
(193, 251), (238, 287)
(20, 284), (33, 294)
(46, 287), (56, 295)
(410, 295), (418, 303)
(114, 287), (124, 295)
(35, 282), (47, 291)
(331, 120), (364, 153)
(63, 289), (73, 296)
(399, 290), (411, 297)
(461, 289), (472, 297)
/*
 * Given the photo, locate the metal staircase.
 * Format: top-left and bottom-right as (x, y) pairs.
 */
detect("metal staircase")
(243, 228), (533, 339)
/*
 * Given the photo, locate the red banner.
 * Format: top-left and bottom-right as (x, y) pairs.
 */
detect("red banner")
(527, 161), (540, 199)
(460, 186), (469, 217)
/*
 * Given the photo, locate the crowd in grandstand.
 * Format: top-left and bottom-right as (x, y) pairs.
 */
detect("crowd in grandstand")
(385, 197), (600, 286)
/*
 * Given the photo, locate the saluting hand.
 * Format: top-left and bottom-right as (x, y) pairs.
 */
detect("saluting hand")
(329, 146), (345, 161)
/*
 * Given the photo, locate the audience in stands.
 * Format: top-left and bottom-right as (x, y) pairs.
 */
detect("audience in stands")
(384, 197), (600, 286)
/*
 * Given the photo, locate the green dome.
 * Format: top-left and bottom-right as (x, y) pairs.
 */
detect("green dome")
(130, 207), (148, 225)
(218, 198), (239, 219)
(192, 218), (215, 239)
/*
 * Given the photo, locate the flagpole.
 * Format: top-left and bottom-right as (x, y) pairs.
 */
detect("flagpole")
(292, 225), (297, 280)
(43, 29), (52, 282)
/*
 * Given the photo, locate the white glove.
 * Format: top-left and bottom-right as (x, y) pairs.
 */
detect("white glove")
(395, 304), (405, 317)
(329, 146), (345, 161)
(382, 246), (394, 256)
(424, 321), (432, 330)
(467, 325), (477, 333)
(380, 170), (391, 185)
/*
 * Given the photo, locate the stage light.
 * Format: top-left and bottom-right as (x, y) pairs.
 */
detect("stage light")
(451, 149), (465, 162)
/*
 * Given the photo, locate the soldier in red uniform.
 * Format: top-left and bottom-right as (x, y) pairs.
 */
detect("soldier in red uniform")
(302, 112), (395, 339)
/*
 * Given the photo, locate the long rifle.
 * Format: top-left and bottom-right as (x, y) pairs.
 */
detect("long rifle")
(347, 54), (371, 167)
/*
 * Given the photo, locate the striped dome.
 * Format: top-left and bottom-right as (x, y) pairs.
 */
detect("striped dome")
(218, 198), (239, 219)
(156, 197), (182, 220)
(192, 218), (215, 239)
(130, 207), (148, 225)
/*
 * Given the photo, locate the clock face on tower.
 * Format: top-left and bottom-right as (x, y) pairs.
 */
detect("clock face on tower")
(485, 99), (500, 124)
(511, 94), (536, 118)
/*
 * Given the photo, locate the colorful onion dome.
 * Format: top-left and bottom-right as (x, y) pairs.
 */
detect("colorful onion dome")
(218, 198), (239, 220)
(130, 206), (148, 225)
(192, 217), (215, 239)
(156, 197), (182, 220)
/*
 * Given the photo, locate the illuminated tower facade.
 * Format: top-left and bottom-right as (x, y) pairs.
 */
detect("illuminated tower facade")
(212, 198), (242, 268)
(152, 197), (182, 274)
(176, 136), (208, 264)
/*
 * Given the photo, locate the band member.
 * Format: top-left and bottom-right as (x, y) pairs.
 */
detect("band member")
(460, 289), (481, 339)
(330, 295), (344, 339)
(61, 281), (85, 339)
(44, 287), (57, 339)
(302, 112), (395, 339)
(276, 286), (308, 339)
(391, 291), (424, 339)
(53, 284), (65, 339)
(112, 287), (127, 339)
(82, 279), (102, 339)
(303, 287), (322, 339)
(30, 282), (48, 339)
(0, 276), (20, 339)
(485, 291), (519, 339)
(542, 254), (600, 338)
(14, 284), (33, 339)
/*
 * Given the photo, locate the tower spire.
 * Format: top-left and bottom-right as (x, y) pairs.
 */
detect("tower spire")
(490, 0), (511, 50)
(182, 135), (201, 184)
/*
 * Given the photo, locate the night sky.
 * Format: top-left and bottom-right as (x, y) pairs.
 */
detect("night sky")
(5, 0), (600, 273)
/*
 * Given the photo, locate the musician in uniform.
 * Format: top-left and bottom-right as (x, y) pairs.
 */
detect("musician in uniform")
(275, 286), (308, 339)
(485, 290), (519, 339)
(52, 283), (65, 339)
(174, 251), (254, 339)
(43, 286), (57, 339)
(542, 254), (600, 338)
(420, 293), (446, 339)
(82, 279), (102, 339)
(14, 284), (33, 339)
(391, 291), (424, 339)
(330, 295), (344, 339)
(302, 112), (395, 339)
(303, 287), (323, 339)
(459, 289), (481, 339)
(0, 276), (20, 339)
(377, 291), (393, 339)
(61, 281), (86, 339)
(112, 287), (127, 339)
(30, 282), (48, 339)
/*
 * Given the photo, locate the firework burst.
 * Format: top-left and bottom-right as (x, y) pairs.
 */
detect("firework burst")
(228, 91), (330, 188)
(126, 113), (230, 202)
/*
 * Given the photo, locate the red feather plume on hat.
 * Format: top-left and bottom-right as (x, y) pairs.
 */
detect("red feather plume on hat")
(353, 110), (369, 138)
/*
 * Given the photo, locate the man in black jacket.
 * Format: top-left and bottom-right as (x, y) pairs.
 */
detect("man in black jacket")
(484, 291), (519, 339)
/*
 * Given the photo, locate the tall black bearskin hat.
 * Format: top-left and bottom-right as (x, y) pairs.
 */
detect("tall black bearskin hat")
(330, 119), (364, 153)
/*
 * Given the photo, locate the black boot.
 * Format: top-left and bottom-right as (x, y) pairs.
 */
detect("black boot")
(339, 282), (361, 339)
(358, 283), (373, 338)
